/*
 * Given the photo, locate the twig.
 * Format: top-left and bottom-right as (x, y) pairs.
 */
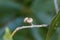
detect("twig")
(54, 0), (59, 13)
(11, 24), (48, 37)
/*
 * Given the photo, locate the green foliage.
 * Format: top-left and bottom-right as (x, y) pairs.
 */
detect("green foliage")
(3, 27), (13, 40)
(46, 10), (60, 40)
(0, 0), (60, 40)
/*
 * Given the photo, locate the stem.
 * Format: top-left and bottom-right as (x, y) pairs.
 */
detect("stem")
(11, 24), (48, 37)
(54, 0), (59, 13)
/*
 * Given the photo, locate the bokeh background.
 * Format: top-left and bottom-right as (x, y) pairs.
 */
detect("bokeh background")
(0, 0), (60, 40)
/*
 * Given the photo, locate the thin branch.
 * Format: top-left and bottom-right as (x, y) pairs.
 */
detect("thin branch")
(11, 24), (48, 37)
(54, 0), (59, 13)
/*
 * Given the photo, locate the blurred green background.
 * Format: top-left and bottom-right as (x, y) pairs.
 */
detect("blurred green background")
(0, 0), (60, 40)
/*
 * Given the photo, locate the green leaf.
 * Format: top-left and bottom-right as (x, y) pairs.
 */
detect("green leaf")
(3, 27), (13, 40)
(46, 10), (60, 40)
